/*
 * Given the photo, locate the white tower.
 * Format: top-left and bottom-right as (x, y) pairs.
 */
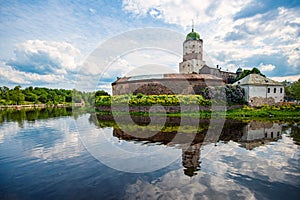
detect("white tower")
(179, 28), (206, 74)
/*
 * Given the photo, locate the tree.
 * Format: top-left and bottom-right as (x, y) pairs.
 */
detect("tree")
(25, 92), (38, 103)
(48, 91), (58, 103)
(38, 93), (48, 103)
(285, 79), (300, 101)
(9, 86), (25, 105)
(202, 85), (245, 105)
(95, 90), (110, 97)
(236, 67), (265, 81)
(72, 89), (85, 103)
(225, 85), (245, 104)
(0, 85), (110, 106)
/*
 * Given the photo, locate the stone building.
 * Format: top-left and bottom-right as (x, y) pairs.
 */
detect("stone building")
(199, 65), (237, 84)
(179, 28), (239, 83)
(112, 28), (237, 95)
(233, 73), (284, 106)
(179, 28), (206, 74)
(112, 73), (223, 95)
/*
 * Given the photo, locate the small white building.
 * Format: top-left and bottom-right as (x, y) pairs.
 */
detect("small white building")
(240, 121), (282, 150)
(234, 73), (284, 106)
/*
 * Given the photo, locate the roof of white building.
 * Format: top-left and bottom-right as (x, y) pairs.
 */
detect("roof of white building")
(233, 73), (283, 86)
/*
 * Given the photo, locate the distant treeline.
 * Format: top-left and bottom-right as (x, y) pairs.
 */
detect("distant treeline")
(0, 86), (110, 105)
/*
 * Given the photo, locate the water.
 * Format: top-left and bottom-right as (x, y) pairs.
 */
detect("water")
(0, 108), (299, 199)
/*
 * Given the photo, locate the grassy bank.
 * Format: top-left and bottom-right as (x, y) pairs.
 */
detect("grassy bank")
(226, 105), (300, 120)
(97, 104), (300, 122)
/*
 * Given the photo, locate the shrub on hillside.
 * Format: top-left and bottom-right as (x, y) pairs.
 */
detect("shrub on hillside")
(202, 85), (245, 105)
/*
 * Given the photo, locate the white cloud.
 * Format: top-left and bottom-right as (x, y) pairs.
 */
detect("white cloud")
(122, 1), (300, 77)
(125, 134), (299, 199)
(122, 0), (251, 28)
(0, 40), (82, 87)
(0, 115), (83, 161)
(207, 7), (300, 74)
(259, 63), (276, 72)
(0, 62), (64, 85)
(89, 8), (97, 14)
(270, 74), (300, 82)
(10, 40), (81, 74)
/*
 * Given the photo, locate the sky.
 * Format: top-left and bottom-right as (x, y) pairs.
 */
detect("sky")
(0, 0), (299, 92)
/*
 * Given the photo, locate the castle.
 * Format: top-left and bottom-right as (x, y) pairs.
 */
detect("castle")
(112, 28), (241, 95)
(179, 27), (240, 83)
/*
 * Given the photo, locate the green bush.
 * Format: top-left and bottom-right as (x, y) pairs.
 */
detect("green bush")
(95, 94), (211, 106)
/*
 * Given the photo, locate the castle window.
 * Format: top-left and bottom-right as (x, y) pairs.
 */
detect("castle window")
(274, 88), (276, 93)
(280, 88), (283, 93)
(271, 132), (273, 138)
(268, 88), (270, 93)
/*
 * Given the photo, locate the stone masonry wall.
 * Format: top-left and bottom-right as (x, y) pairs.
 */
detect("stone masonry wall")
(250, 97), (276, 107)
(112, 78), (222, 95)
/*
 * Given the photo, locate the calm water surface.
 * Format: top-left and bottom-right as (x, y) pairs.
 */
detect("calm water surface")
(0, 109), (299, 200)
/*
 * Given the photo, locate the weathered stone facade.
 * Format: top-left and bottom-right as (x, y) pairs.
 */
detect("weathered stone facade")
(233, 74), (284, 106)
(199, 65), (237, 84)
(111, 28), (239, 96)
(249, 97), (276, 107)
(112, 73), (224, 95)
(178, 28), (238, 83)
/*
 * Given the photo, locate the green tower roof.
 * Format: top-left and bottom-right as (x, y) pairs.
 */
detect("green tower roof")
(236, 67), (242, 73)
(186, 28), (200, 40)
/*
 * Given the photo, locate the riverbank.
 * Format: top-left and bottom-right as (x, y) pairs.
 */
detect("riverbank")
(225, 105), (300, 120)
(96, 104), (300, 122)
(0, 103), (83, 110)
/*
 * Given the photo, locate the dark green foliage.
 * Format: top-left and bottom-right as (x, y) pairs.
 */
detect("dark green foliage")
(285, 79), (300, 101)
(7, 85), (25, 105)
(290, 124), (300, 145)
(95, 87), (245, 107)
(0, 85), (109, 106)
(225, 85), (245, 104)
(95, 90), (109, 97)
(202, 86), (226, 101)
(236, 67), (265, 81)
(202, 85), (245, 105)
(38, 93), (48, 103)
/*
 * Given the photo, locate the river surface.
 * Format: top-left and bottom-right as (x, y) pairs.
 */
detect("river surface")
(0, 108), (299, 200)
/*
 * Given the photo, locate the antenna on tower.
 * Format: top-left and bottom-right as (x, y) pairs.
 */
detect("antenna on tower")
(192, 19), (194, 32)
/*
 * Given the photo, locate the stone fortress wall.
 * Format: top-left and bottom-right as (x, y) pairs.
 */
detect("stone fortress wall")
(112, 74), (223, 95)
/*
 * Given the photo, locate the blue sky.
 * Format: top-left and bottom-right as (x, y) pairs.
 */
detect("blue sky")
(0, 0), (299, 92)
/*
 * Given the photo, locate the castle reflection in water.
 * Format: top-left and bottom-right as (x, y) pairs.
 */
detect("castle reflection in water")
(93, 115), (282, 177)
